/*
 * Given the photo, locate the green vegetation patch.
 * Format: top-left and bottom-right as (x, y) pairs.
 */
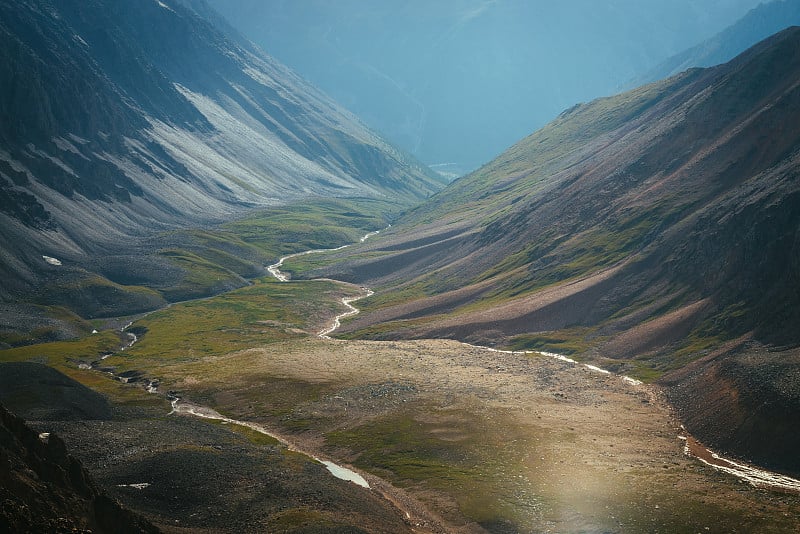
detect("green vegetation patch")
(0, 330), (121, 366)
(325, 407), (538, 527)
(335, 317), (432, 340)
(509, 329), (595, 355)
(223, 197), (397, 257)
(0, 330), (168, 407)
(327, 413), (471, 482)
(123, 278), (351, 368)
(35, 271), (165, 318)
(281, 249), (396, 279)
(625, 361), (665, 382)
(158, 249), (246, 302)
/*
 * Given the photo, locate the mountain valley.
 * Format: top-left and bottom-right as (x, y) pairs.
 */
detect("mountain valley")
(1, 1), (799, 533)
(207, 0), (766, 174)
(0, 0), (443, 346)
(287, 27), (800, 478)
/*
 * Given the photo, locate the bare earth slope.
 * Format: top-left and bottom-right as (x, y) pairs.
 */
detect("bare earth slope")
(297, 28), (800, 476)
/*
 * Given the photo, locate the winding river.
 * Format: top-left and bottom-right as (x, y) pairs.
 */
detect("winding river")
(268, 231), (800, 495)
(168, 230), (387, 491)
(94, 228), (800, 501)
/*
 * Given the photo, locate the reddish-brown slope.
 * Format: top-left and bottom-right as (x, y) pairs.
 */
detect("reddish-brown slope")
(315, 26), (800, 351)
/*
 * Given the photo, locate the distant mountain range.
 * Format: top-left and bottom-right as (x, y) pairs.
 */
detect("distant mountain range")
(632, 0), (800, 86)
(308, 27), (800, 475)
(0, 0), (443, 313)
(207, 0), (764, 174)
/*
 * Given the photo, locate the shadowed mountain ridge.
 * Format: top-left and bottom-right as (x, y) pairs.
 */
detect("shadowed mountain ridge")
(0, 0), (444, 328)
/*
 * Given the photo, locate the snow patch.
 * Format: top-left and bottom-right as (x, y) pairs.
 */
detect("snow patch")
(42, 255), (62, 266)
(539, 351), (578, 364)
(622, 376), (643, 386)
(117, 483), (151, 490)
(320, 461), (370, 488)
(52, 137), (89, 159)
(155, 0), (175, 13)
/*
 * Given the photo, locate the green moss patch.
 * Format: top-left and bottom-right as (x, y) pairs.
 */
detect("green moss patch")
(123, 279), (351, 368)
(508, 329), (595, 355)
(158, 249), (247, 301)
(223, 198), (396, 257)
(35, 271), (165, 318)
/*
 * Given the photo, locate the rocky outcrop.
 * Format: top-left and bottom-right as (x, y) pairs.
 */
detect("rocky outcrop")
(663, 343), (800, 477)
(0, 403), (159, 533)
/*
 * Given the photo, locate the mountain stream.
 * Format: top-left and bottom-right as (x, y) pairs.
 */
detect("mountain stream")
(92, 227), (800, 508)
(266, 230), (800, 495)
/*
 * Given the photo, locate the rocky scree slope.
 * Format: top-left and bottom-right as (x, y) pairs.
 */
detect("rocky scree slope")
(0, 0), (443, 315)
(306, 28), (800, 475)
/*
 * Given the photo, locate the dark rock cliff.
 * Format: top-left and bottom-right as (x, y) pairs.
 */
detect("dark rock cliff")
(0, 403), (159, 533)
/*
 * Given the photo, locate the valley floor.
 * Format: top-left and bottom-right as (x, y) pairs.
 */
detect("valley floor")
(151, 337), (800, 533)
(2, 250), (799, 532)
(13, 334), (798, 533)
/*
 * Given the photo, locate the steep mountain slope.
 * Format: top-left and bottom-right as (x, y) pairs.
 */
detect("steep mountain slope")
(0, 0), (443, 325)
(299, 28), (800, 474)
(633, 0), (800, 86)
(208, 0), (762, 174)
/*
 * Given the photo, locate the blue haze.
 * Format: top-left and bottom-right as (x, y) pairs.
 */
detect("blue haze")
(207, 0), (765, 176)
